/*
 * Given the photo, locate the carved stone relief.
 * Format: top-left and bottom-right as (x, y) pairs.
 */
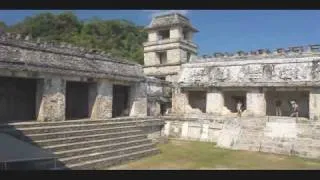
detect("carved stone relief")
(278, 66), (298, 80)
(211, 67), (230, 82)
(246, 65), (263, 80)
(262, 64), (274, 80)
(311, 60), (320, 80)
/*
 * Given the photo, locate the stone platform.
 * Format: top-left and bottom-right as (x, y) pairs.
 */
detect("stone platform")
(161, 115), (320, 160)
(0, 117), (164, 170)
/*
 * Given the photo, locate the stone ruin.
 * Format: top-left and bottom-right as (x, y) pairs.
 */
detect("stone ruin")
(1, 12), (320, 169)
(143, 12), (320, 160)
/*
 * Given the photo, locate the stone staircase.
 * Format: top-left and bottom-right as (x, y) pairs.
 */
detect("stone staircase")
(231, 116), (320, 159)
(0, 117), (164, 170)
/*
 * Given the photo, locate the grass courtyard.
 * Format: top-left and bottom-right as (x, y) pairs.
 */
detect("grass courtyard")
(109, 140), (320, 170)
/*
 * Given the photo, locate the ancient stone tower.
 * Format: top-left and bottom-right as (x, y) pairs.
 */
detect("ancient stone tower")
(143, 12), (199, 82)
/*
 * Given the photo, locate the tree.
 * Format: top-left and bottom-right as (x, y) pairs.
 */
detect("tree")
(0, 21), (7, 31)
(6, 11), (147, 64)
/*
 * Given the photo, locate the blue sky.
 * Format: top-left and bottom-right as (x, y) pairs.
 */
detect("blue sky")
(0, 10), (320, 55)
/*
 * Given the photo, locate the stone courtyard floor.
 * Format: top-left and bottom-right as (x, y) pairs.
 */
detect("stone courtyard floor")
(109, 140), (320, 170)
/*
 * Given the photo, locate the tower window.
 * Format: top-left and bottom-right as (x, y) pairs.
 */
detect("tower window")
(158, 30), (170, 40)
(157, 51), (167, 64)
(187, 52), (191, 62)
(183, 29), (190, 40)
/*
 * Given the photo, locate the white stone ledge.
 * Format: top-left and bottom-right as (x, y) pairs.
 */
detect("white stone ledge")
(184, 56), (320, 67)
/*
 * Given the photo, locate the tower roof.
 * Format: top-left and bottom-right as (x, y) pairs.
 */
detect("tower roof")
(145, 12), (198, 32)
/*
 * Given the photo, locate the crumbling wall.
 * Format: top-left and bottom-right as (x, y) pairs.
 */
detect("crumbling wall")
(188, 91), (206, 113)
(146, 77), (172, 116)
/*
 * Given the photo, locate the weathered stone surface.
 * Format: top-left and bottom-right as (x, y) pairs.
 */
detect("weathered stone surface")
(246, 88), (266, 116)
(206, 88), (224, 115)
(0, 33), (145, 82)
(91, 80), (113, 119)
(129, 82), (148, 117)
(309, 88), (320, 120)
(37, 77), (65, 122)
(178, 56), (320, 87)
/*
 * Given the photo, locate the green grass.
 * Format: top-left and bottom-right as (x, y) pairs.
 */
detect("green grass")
(109, 140), (320, 170)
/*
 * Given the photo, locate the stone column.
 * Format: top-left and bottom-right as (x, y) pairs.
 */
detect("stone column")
(246, 88), (266, 116)
(129, 82), (147, 117)
(309, 88), (320, 120)
(37, 77), (66, 122)
(171, 87), (188, 114)
(90, 80), (113, 119)
(206, 88), (224, 115)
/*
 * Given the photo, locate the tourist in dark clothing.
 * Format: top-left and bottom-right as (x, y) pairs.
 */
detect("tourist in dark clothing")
(289, 100), (299, 118)
(275, 100), (282, 116)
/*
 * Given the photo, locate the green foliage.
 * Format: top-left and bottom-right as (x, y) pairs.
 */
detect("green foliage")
(0, 21), (7, 30)
(6, 11), (147, 64)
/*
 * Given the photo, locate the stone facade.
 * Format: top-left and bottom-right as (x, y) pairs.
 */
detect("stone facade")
(143, 12), (320, 160)
(0, 32), (147, 122)
(176, 53), (320, 119)
(146, 77), (172, 116)
(143, 13), (198, 83)
(2, 11), (320, 161)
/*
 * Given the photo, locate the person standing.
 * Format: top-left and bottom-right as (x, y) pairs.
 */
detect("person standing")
(275, 100), (282, 116)
(289, 100), (299, 118)
(236, 100), (243, 117)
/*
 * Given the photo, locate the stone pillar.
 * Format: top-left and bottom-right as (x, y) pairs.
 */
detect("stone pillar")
(172, 87), (188, 114)
(206, 88), (224, 115)
(37, 77), (66, 122)
(90, 80), (113, 119)
(246, 88), (266, 116)
(129, 82), (147, 117)
(309, 88), (320, 120)
(88, 83), (97, 117)
(154, 101), (161, 116)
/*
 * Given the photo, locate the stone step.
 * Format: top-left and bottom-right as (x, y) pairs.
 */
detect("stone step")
(60, 143), (155, 165)
(236, 138), (261, 145)
(63, 148), (160, 170)
(44, 134), (148, 152)
(1, 117), (160, 129)
(232, 144), (260, 151)
(34, 130), (144, 146)
(291, 148), (320, 159)
(239, 132), (264, 137)
(25, 126), (144, 141)
(15, 120), (163, 134)
(259, 145), (292, 155)
(297, 133), (320, 140)
(55, 139), (152, 158)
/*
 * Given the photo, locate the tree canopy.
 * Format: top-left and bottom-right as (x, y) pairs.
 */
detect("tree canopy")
(4, 12), (147, 64)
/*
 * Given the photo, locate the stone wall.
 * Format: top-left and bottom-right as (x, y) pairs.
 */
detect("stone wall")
(179, 55), (320, 87)
(0, 33), (149, 122)
(144, 64), (181, 77)
(146, 77), (172, 116)
(161, 116), (320, 160)
(161, 116), (225, 142)
(0, 32), (145, 82)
